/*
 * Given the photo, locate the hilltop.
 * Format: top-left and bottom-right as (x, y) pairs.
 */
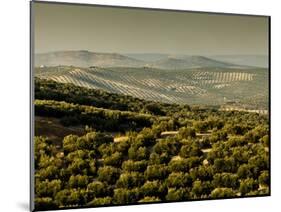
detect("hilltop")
(35, 50), (144, 68)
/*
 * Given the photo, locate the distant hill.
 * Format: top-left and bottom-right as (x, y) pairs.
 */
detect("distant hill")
(208, 55), (268, 68)
(127, 53), (268, 69)
(35, 65), (268, 108)
(126, 53), (170, 62)
(35, 50), (144, 68)
(150, 56), (237, 69)
(35, 51), (247, 69)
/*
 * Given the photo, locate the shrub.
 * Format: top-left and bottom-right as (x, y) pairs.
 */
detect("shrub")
(116, 172), (145, 189)
(68, 175), (89, 188)
(104, 152), (123, 167)
(113, 188), (140, 204)
(36, 179), (62, 197)
(87, 181), (107, 198)
(145, 165), (168, 180)
(210, 188), (236, 198)
(97, 166), (120, 184)
(140, 180), (166, 197)
(212, 173), (239, 189)
(178, 127), (196, 139)
(258, 171), (269, 186)
(179, 143), (203, 158)
(166, 172), (192, 188)
(165, 188), (189, 201)
(87, 197), (112, 206)
(239, 178), (259, 195)
(122, 160), (148, 172)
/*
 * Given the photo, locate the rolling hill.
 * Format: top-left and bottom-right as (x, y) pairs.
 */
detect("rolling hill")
(35, 65), (268, 108)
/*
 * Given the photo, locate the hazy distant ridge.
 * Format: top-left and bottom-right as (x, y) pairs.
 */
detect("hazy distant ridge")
(150, 56), (235, 69)
(35, 50), (251, 69)
(35, 50), (144, 68)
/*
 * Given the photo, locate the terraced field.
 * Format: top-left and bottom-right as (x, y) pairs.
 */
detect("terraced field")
(35, 66), (268, 107)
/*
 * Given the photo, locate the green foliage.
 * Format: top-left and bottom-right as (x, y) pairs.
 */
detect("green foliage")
(191, 180), (213, 197)
(189, 165), (214, 181)
(68, 175), (89, 188)
(145, 165), (168, 180)
(239, 178), (259, 195)
(193, 121), (209, 132)
(226, 136), (247, 148)
(178, 127), (196, 139)
(244, 125), (268, 143)
(122, 160), (148, 172)
(104, 152), (123, 167)
(258, 171), (269, 186)
(140, 180), (166, 197)
(35, 99), (154, 132)
(113, 188), (140, 204)
(143, 103), (165, 116)
(179, 142), (203, 158)
(36, 179), (62, 197)
(213, 157), (237, 173)
(224, 123), (248, 135)
(87, 197), (112, 206)
(153, 139), (181, 156)
(138, 196), (161, 203)
(36, 165), (60, 180)
(66, 158), (88, 175)
(149, 152), (170, 165)
(168, 159), (189, 172)
(128, 146), (150, 161)
(166, 172), (192, 188)
(116, 172), (145, 189)
(87, 181), (108, 198)
(34, 78), (269, 209)
(165, 188), (189, 201)
(97, 166), (120, 185)
(212, 173), (239, 189)
(55, 188), (88, 207)
(237, 164), (253, 179)
(63, 135), (79, 153)
(260, 135), (269, 147)
(210, 188), (236, 198)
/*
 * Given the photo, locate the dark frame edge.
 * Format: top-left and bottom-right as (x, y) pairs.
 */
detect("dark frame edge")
(268, 16), (271, 196)
(30, 1), (35, 211)
(32, 0), (270, 18)
(33, 194), (271, 212)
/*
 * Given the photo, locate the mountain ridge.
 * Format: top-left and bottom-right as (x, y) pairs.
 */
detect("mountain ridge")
(35, 50), (144, 68)
(35, 50), (247, 69)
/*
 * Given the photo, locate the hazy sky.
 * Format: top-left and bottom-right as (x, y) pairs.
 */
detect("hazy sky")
(33, 2), (269, 55)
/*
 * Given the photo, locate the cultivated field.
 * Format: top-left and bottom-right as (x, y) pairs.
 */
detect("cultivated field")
(35, 66), (268, 107)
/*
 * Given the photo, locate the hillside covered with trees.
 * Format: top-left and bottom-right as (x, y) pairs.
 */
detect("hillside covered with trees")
(34, 78), (269, 210)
